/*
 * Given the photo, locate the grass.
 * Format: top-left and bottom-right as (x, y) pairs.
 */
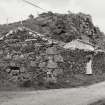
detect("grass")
(1, 73), (105, 90)
(56, 73), (105, 88)
(88, 99), (105, 105)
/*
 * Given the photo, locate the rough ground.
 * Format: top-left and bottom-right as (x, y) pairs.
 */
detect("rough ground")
(1, 82), (105, 105)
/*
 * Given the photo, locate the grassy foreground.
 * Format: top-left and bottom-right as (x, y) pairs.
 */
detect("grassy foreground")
(1, 73), (105, 90)
(88, 99), (105, 105)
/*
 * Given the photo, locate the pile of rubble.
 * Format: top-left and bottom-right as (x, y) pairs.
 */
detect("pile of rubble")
(0, 12), (105, 88)
(0, 27), (65, 86)
(35, 12), (105, 46)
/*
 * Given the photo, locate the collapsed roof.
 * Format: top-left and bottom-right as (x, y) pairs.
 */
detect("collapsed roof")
(64, 39), (95, 51)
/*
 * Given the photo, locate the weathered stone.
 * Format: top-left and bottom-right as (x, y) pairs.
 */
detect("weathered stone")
(20, 67), (26, 73)
(39, 62), (46, 68)
(54, 55), (63, 62)
(53, 69), (63, 76)
(5, 68), (11, 73)
(10, 62), (16, 66)
(30, 61), (37, 67)
(86, 59), (92, 74)
(10, 76), (18, 82)
(0, 50), (3, 55)
(46, 74), (57, 83)
(19, 54), (24, 59)
(46, 47), (58, 55)
(5, 54), (12, 59)
(47, 59), (58, 69)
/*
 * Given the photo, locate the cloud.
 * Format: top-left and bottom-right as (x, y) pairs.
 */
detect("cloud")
(75, 0), (105, 18)
(68, 0), (82, 13)
(78, 0), (105, 32)
(93, 18), (105, 32)
(67, 0), (105, 32)
(0, 0), (105, 33)
(37, 0), (70, 12)
(0, 0), (39, 24)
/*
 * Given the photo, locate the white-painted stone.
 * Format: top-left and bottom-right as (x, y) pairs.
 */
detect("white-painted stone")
(86, 60), (92, 74)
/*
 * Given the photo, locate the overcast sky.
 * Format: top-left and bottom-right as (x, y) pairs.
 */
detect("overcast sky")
(0, 0), (105, 33)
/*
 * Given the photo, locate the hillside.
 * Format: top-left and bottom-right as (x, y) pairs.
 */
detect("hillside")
(0, 12), (105, 45)
(0, 12), (105, 89)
